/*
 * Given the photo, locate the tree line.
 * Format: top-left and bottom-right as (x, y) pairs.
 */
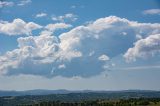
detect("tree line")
(17, 98), (160, 106)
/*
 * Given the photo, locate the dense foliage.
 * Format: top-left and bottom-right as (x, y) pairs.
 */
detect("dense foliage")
(17, 98), (160, 106)
(0, 91), (160, 106)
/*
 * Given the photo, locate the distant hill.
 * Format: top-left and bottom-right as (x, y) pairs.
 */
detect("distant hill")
(0, 89), (159, 97)
(0, 90), (160, 106)
(0, 89), (71, 97)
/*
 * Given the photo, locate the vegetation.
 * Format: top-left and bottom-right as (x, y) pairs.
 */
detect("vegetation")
(17, 98), (160, 106)
(0, 91), (160, 106)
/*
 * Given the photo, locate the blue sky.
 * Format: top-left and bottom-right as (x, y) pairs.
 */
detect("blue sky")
(0, 0), (160, 91)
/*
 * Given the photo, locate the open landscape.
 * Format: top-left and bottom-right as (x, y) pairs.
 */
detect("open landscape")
(0, 0), (160, 105)
(0, 90), (160, 106)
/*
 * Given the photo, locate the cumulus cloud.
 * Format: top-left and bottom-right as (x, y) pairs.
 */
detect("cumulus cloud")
(124, 34), (160, 62)
(0, 18), (42, 36)
(18, 0), (31, 6)
(0, 16), (160, 77)
(143, 9), (160, 15)
(0, 32), (81, 76)
(0, 1), (14, 8)
(45, 23), (72, 32)
(35, 13), (47, 18)
(98, 54), (110, 61)
(0, 32), (58, 75)
(52, 13), (78, 22)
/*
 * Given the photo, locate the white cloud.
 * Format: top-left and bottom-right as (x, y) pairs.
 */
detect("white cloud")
(136, 34), (142, 40)
(121, 32), (127, 36)
(98, 54), (110, 61)
(0, 18), (42, 36)
(58, 64), (66, 69)
(45, 23), (72, 32)
(143, 9), (160, 15)
(18, 0), (31, 6)
(0, 31), (82, 75)
(59, 16), (160, 56)
(0, 1), (14, 8)
(0, 16), (160, 77)
(17, 33), (59, 63)
(124, 34), (160, 62)
(0, 32), (58, 75)
(35, 13), (47, 18)
(52, 13), (78, 22)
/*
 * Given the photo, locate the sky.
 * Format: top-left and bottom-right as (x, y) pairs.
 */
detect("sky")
(0, 0), (160, 91)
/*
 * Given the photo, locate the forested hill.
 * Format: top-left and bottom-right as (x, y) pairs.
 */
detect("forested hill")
(0, 90), (160, 106)
(0, 89), (159, 97)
